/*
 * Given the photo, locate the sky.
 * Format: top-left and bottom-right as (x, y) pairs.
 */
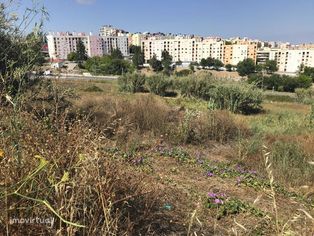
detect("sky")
(14, 0), (314, 44)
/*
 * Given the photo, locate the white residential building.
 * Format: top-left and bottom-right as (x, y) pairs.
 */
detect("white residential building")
(141, 36), (224, 63)
(257, 47), (314, 73)
(101, 36), (129, 56)
(46, 32), (103, 60)
(47, 32), (129, 60)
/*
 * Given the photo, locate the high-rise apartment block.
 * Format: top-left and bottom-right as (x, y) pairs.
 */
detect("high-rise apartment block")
(47, 32), (103, 60)
(142, 36), (256, 65)
(47, 25), (129, 60)
(257, 47), (314, 73)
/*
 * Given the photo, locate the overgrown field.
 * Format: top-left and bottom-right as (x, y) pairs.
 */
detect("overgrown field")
(1, 77), (313, 235)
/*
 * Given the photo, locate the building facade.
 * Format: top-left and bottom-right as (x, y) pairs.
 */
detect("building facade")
(223, 40), (257, 65)
(47, 31), (129, 60)
(141, 36), (224, 63)
(102, 36), (129, 56)
(46, 32), (103, 60)
(257, 47), (314, 73)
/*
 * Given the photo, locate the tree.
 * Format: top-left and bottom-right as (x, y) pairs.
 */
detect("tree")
(237, 59), (256, 76)
(111, 48), (124, 60)
(206, 57), (215, 67)
(67, 52), (77, 61)
(265, 60), (278, 74)
(161, 50), (173, 72)
(225, 64), (233, 72)
(149, 55), (163, 72)
(213, 59), (224, 70)
(302, 67), (314, 82)
(200, 58), (208, 69)
(131, 46), (144, 69)
(76, 40), (88, 62)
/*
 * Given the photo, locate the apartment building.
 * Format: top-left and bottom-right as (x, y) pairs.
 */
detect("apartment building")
(47, 31), (129, 60)
(102, 35), (129, 56)
(46, 32), (103, 60)
(100, 25), (127, 37)
(141, 36), (224, 63)
(223, 40), (257, 65)
(257, 47), (314, 73)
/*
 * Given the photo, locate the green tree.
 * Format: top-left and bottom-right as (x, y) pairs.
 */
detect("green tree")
(302, 67), (314, 82)
(206, 57), (215, 67)
(200, 58), (208, 69)
(131, 46), (144, 69)
(225, 64), (233, 72)
(111, 48), (124, 60)
(213, 59), (224, 70)
(76, 40), (88, 62)
(149, 55), (163, 72)
(161, 50), (173, 72)
(265, 60), (278, 74)
(237, 59), (256, 76)
(67, 52), (78, 61)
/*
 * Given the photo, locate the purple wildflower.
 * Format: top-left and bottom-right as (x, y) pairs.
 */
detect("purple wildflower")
(214, 198), (224, 205)
(208, 192), (217, 198)
(207, 171), (214, 177)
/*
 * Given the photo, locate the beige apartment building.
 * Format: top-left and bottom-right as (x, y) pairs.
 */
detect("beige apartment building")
(223, 40), (257, 65)
(141, 36), (224, 63)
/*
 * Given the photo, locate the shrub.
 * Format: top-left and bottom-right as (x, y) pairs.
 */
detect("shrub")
(175, 69), (193, 77)
(118, 73), (146, 93)
(248, 74), (313, 92)
(208, 83), (263, 114)
(83, 85), (103, 92)
(175, 76), (215, 100)
(295, 88), (314, 104)
(171, 110), (249, 144)
(146, 75), (172, 96)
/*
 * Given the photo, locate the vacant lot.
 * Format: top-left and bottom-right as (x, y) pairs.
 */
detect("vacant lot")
(1, 78), (313, 235)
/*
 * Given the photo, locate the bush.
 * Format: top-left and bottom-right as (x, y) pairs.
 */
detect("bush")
(248, 74), (313, 92)
(208, 83), (263, 114)
(118, 73), (146, 93)
(175, 69), (193, 77)
(84, 85), (103, 92)
(295, 88), (314, 104)
(175, 76), (215, 100)
(85, 56), (133, 75)
(146, 75), (172, 96)
(171, 110), (249, 144)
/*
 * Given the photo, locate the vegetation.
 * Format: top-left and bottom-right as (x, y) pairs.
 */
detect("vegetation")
(248, 73), (313, 92)
(237, 58), (256, 76)
(200, 57), (224, 70)
(149, 54), (163, 72)
(118, 73), (146, 93)
(161, 50), (173, 74)
(1, 2), (314, 235)
(146, 75), (173, 96)
(130, 45), (144, 69)
(84, 54), (133, 75)
(302, 66), (314, 82)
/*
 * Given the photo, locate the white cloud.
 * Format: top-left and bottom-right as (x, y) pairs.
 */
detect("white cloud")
(76, 0), (96, 5)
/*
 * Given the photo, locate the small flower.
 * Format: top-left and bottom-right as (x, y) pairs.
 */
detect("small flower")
(207, 171), (214, 177)
(208, 192), (217, 198)
(214, 198), (224, 205)
(236, 177), (242, 186)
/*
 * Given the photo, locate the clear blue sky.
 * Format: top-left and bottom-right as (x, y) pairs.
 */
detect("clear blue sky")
(18, 0), (314, 44)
